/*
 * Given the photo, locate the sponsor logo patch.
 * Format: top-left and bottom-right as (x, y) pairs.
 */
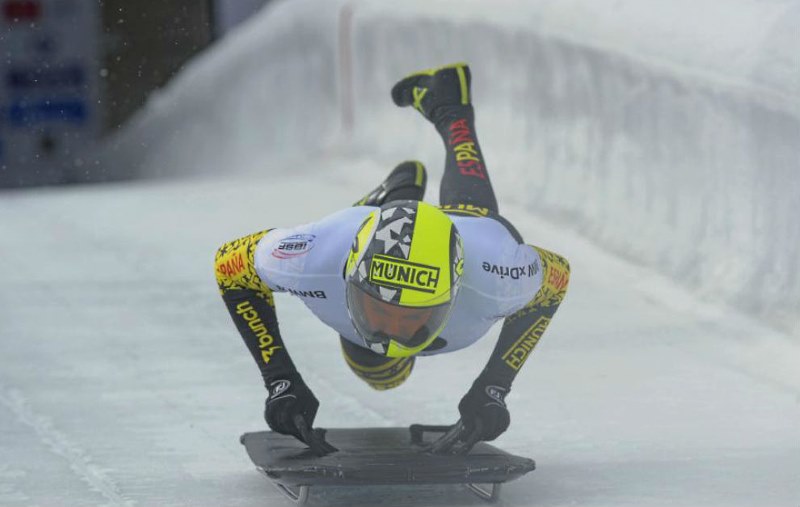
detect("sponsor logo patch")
(236, 300), (282, 365)
(269, 379), (291, 399)
(274, 285), (327, 299)
(369, 254), (440, 293)
(482, 261), (539, 280)
(485, 385), (508, 406)
(272, 234), (315, 259)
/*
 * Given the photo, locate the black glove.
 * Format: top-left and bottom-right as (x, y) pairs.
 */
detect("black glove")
(264, 376), (337, 455)
(427, 378), (511, 455)
(458, 380), (510, 442)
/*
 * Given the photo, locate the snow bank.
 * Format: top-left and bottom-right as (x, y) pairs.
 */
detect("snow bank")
(343, 0), (800, 337)
(102, 0), (800, 337)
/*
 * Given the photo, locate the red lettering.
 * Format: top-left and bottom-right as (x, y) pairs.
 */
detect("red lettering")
(548, 270), (567, 291)
(449, 118), (469, 131)
(448, 118), (486, 179)
(217, 253), (246, 277)
(448, 119), (474, 146)
(457, 160), (486, 179)
(449, 130), (473, 146)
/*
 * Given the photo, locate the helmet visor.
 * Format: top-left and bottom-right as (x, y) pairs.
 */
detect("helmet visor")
(346, 282), (451, 354)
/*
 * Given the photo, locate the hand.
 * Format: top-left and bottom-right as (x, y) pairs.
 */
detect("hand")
(427, 379), (510, 455)
(264, 376), (337, 456)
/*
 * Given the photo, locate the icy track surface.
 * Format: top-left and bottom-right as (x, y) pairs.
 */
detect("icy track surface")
(1, 160), (798, 507)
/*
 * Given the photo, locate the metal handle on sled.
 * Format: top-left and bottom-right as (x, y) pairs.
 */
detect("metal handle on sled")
(410, 425), (503, 503)
(409, 424), (453, 445)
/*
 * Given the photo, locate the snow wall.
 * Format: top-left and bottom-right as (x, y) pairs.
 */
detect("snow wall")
(102, 0), (800, 338)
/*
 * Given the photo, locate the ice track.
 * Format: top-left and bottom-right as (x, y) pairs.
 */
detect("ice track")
(0, 159), (798, 506)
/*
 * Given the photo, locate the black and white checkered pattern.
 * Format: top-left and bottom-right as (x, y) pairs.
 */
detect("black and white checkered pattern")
(354, 202), (419, 303)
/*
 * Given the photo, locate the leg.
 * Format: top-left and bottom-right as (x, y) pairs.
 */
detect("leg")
(392, 63), (498, 213)
(353, 160), (427, 207)
(340, 336), (415, 390)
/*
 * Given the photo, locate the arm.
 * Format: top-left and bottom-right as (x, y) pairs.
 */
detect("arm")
(215, 230), (333, 453)
(214, 229), (298, 383)
(431, 246), (570, 454)
(477, 246), (570, 388)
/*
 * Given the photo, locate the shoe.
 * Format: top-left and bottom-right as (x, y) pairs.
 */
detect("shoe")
(354, 160), (427, 206)
(390, 63), (471, 123)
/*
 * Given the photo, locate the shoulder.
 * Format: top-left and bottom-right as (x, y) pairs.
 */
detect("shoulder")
(253, 207), (375, 286)
(451, 214), (542, 312)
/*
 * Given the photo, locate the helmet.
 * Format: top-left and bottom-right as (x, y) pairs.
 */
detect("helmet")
(345, 200), (464, 357)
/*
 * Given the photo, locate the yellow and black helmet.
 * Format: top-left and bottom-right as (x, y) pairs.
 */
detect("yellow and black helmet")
(345, 200), (464, 357)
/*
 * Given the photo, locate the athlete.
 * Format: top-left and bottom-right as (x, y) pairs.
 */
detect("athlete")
(214, 63), (570, 455)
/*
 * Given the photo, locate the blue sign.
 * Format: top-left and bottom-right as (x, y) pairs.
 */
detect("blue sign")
(7, 99), (88, 126)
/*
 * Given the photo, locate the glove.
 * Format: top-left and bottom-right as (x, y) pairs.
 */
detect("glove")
(264, 375), (318, 438)
(264, 376), (337, 455)
(458, 380), (511, 442)
(427, 378), (511, 455)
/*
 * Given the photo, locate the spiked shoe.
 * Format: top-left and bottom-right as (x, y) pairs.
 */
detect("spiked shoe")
(391, 63), (472, 125)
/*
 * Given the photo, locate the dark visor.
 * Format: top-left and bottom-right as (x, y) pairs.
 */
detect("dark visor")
(346, 282), (450, 349)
